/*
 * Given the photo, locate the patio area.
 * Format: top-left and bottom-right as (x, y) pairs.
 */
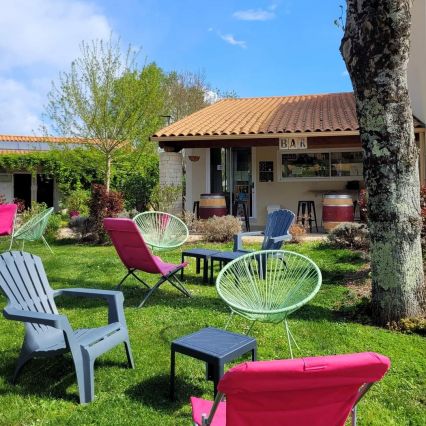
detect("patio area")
(0, 239), (424, 425)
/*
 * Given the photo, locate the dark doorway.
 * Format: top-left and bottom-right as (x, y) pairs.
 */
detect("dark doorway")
(13, 174), (32, 209)
(37, 174), (54, 207)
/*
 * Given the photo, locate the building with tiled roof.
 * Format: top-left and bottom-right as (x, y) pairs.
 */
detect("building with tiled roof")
(0, 135), (91, 209)
(152, 90), (426, 227)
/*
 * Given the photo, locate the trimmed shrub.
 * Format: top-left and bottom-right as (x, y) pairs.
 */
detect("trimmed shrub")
(327, 222), (369, 251)
(88, 184), (124, 243)
(203, 215), (242, 242)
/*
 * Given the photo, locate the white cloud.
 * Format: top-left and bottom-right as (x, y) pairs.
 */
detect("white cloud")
(0, 0), (111, 70)
(0, 78), (43, 134)
(0, 0), (111, 134)
(233, 8), (275, 21)
(204, 90), (219, 104)
(219, 33), (247, 49)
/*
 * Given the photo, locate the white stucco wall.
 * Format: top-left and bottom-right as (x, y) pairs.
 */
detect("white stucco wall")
(408, 0), (426, 122)
(186, 146), (362, 228)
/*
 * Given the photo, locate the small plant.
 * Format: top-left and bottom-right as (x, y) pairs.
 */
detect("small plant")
(289, 223), (306, 243)
(180, 210), (204, 233)
(203, 215), (242, 242)
(358, 189), (368, 222)
(88, 184), (124, 243)
(20, 201), (61, 239)
(420, 186), (426, 252)
(388, 317), (426, 336)
(327, 222), (369, 250)
(13, 198), (26, 213)
(149, 184), (181, 212)
(64, 188), (91, 217)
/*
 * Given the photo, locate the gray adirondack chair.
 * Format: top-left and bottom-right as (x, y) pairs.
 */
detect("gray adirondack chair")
(0, 251), (134, 404)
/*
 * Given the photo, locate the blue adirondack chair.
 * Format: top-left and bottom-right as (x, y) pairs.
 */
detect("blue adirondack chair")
(209, 209), (296, 283)
(233, 209), (296, 252)
(0, 251), (134, 404)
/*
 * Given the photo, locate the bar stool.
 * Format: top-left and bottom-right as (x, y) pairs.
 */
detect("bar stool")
(296, 200), (318, 232)
(233, 200), (250, 231)
(193, 201), (200, 219)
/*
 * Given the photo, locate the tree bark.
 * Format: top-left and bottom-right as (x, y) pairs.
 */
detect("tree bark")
(105, 154), (112, 192)
(341, 0), (426, 324)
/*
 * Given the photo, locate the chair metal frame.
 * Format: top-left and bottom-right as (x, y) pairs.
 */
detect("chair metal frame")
(104, 218), (190, 307)
(197, 382), (374, 426)
(117, 264), (191, 308)
(216, 250), (322, 358)
(11, 207), (54, 253)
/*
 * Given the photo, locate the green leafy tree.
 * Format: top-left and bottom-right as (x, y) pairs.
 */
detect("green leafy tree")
(44, 37), (165, 191)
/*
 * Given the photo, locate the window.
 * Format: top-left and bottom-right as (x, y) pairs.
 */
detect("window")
(280, 150), (363, 180)
(331, 151), (363, 177)
(281, 153), (330, 178)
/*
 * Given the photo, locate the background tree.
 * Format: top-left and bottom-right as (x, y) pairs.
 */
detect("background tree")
(163, 71), (209, 122)
(340, 0), (425, 324)
(162, 70), (237, 123)
(44, 38), (165, 191)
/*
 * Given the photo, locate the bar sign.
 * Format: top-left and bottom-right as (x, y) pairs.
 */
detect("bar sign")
(279, 137), (307, 150)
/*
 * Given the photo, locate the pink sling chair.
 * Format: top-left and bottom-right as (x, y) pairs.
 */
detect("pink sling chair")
(191, 352), (390, 426)
(0, 204), (18, 250)
(103, 218), (190, 307)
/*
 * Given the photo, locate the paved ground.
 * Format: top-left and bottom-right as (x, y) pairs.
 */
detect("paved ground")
(187, 232), (327, 244)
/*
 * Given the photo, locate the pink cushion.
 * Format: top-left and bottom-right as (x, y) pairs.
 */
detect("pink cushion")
(191, 352), (390, 426)
(191, 397), (226, 426)
(0, 204), (17, 236)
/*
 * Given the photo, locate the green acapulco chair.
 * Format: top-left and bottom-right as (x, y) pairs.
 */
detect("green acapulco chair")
(11, 207), (54, 253)
(216, 250), (322, 358)
(133, 211), (189, 251)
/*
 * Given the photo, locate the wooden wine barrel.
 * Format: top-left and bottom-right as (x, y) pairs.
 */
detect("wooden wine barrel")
(199, 193), (228, 219)
(322, 194), (354, 232)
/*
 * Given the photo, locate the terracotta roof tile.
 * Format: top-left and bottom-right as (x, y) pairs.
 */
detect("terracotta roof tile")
(153, 92), (424, 139)
(0, 135), (93, 143)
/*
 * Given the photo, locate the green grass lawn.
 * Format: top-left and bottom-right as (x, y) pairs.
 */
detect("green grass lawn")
(0, 239), (424, 425)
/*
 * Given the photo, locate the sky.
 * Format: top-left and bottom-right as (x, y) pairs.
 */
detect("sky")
(0, 0), (352, 135)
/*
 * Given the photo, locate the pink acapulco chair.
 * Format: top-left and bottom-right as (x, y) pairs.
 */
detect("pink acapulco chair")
(191, 352), (390, 426)
(0, 204), (18, 250)
(103, 218), (190, 307)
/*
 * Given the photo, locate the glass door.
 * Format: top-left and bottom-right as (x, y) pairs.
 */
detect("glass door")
(232, 148), (252, 216)
(210, 147), (253, 216)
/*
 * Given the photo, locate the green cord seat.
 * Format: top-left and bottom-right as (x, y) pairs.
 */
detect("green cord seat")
(216, 250), (322, 357)
(133, 211), (189, 251)
(12, 207), (54, 253)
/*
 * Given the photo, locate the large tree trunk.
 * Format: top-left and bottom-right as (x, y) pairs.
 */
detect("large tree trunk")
(341, 0), (426, 325)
